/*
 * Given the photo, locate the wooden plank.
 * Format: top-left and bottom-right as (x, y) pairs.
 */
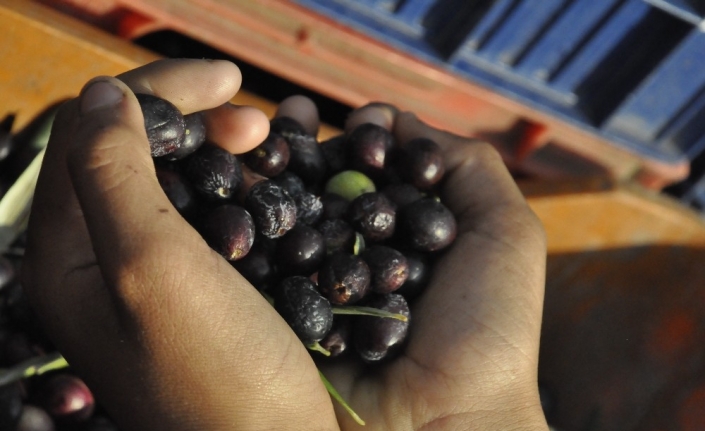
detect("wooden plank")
(0, 0), (341, 139)
(522, 178), (705, 253)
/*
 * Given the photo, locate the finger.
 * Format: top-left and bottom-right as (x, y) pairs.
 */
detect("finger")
(120, 58), (270, 154)
(25, 60), (250, 284)
(23, 80), (164, 390)
(274, 95), (319, 135)
(392, 113), (547, 378)
(22, 97), (120, 345)
(120, 58), (268, 153)
(24, 99), (89, 271)
(117, 58), (242, 114)
(395, 112), (524, 220)
(64, 78), (207, 295)
(203, 103), (269, 154)
(344, 102), (396, 133)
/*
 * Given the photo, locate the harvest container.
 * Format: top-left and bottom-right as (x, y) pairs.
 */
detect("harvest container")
(31, 0), (695, 189)
(291, 0), (705, 190)
(294, 2), (705, 159)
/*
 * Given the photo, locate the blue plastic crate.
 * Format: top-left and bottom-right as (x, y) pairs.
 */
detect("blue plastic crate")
(292, 0), (705, 168)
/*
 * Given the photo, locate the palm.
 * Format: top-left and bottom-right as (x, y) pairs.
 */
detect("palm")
(316, 133), (545, 430)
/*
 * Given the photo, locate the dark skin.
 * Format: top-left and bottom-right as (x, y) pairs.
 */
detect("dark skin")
(22, 59), (549, 430)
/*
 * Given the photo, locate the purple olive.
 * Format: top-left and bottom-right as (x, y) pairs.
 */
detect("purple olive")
(354, 293), (410, 362)
(185, 144), (243, 200)
(273, 276), (333, 345)
(39, 374), (95, 423)
(199, 205), (255, 261)
(136, 93), (185, 157)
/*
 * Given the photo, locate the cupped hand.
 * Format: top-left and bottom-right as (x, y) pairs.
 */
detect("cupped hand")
(22, 59), (549, 431)
(298, 102), (550, 430)
(22, 59), (338, 431)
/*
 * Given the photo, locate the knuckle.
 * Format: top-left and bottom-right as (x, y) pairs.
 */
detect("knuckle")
(67, 125), (145, 191)
(68, 122), (118, 165)
(108, 254), (144, 295)
(498, 202), (547, 256)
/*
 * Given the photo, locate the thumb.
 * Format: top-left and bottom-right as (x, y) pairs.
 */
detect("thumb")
(66, 77), (202, 294)
(65, 77), (341, 431)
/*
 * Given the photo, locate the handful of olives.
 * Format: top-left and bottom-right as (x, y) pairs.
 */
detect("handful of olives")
(140, 94), (458, 424)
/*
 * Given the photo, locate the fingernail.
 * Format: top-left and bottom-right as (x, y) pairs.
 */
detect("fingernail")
(80, 80), (124, 114)
(345, 103), (397, 132)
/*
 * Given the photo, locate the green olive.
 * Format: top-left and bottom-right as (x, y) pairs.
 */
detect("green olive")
(324, 170), (376, 201)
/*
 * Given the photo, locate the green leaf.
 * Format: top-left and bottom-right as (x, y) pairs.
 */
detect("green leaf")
(0, 352), (69, 386)
(0, 149), (45, 252)
(319, 370), (365, 426)
(332, 305), (408, 322)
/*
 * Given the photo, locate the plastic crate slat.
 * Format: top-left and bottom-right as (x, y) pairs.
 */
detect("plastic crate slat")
(289, 0), (701, 176)
(450, 49), (581, 106)
(644, 0), (704, 24)
(657, 86), (705, 158)
(369, 0), (399, 11)
(680, 169), (705, 205)
(394, 0), (436, 26)
(683, 133), (705, 161)
(514, 0), (622, 82)
(355, 0), (388, 7)
(603, 30), (705, 144)
(420, 0), (504, 59)
(549, 0), (651, 96)
(297, 0), (422, 40)
(475, 0), (566, 66)
(457, 0), (516, 53)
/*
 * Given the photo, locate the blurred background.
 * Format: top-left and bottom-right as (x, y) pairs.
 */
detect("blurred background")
(3, 0), (705, 430)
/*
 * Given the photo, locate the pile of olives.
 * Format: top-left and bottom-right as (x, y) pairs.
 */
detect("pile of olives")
(0, 255), (113, 431)
(0, 94), (460, 430)
(142, 94), (458, 364)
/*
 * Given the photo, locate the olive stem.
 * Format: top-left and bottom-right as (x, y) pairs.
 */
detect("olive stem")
(353, 232), (365, 256)
(307, 342), (331, 357)
(332, 306), (408, 322)
(0, 352), (69, 386)
(319, 370), (365, 426)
